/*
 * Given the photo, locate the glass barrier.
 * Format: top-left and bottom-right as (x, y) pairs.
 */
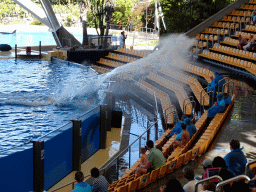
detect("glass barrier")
(44, 122), (73, 190)
(0, 144), (33, 192)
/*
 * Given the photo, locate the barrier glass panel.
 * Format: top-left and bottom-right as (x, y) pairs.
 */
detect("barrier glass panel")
(44, 122), (73, 190)
(79, 106), (100, 163)
(0, 144), (33, 192)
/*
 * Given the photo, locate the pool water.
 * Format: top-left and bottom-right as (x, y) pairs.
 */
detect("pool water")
(0, 59), (99, 151)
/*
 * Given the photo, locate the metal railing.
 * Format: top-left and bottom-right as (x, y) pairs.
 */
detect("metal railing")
(217, 77), (229, 93)
(183, 96), (195, 115)
(216, 175), (250, 192)
(195, 176), (223, 192)
(245, 159), (256, 176)
(222, 80), (234, 96)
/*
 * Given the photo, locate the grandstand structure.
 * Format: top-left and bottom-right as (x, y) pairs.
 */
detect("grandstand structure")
(42, 0), (256, 192)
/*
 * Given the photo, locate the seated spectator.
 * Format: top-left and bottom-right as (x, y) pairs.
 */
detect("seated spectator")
(216, 93), (226, 113)
(195, 159), (212, 180)
(244, 35), (255, 51)
(237, 35), (248, 50)
(224, 139), (249, 177)
(184, 118), (197, 138)
(223, 93), (232, 109)
(218, 168), (234, 192)
(202, 181), (216, 192)
(251, 11), (256, 25)
(139, 148), (147, 166)
(90, 167), (109, 192)
(165, 115), (187, 140)
(182, 166), (203, 192)
(172, 123), (190, 150)
(160, 177), (184, 192)
(135, 140), (165, 177)
(72, 171), (92, 192)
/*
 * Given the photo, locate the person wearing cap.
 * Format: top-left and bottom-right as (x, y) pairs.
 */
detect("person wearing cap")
(182, 166), (203, 192)
(201, 159), (212, 180)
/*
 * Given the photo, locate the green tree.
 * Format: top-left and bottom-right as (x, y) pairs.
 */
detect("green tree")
(112, 0), (133, 26)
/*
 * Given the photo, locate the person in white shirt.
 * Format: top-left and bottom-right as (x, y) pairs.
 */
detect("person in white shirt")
(182, 166), (203, 192)
(119, 31), (126, 47)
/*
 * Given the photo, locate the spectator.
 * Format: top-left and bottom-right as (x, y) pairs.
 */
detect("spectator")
(223, 93), (232, 109)
(206, 93), (226, 126)
(244, 35), (255, 50)
(218, 168), (234, 192)
(172, 123), (190, 150)
(165, 115), (187, 140)
(237, 35), (248, 50)
(90, 168), (109, 192)
(202, 181), (216, 192)
(251, 11), (256, 25)
(139, 148), (147, 166)
(182, 166), (203, 192)
(224, 139), (248, 177)
(184, 118), (197, 138)
(72, 171), (92, 192)
(247, 175), (256, 192)
(119, 31), (126, 48)
(198, 159), (212, 180)
(135, 140), (165, 177)
(160, 177), (184, 192)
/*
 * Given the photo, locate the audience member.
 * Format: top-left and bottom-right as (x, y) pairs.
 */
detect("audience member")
(165, 115), (187, 140)
(237, 35), (248, 50)
(218, 168), (234, 192)
(119, 31), (126, 48)
(72, 171), (92, 192)
(216, 94), (226, 113)
(135, 140), (165, 177)
(139, 148), (147, 166)
(182, 166), (203, 192)
(244, 35), (255, 50)
(160, 177), (184, 192)
(251, 11), (256, 25)
(172, 123), (190, 150)
(223, 93), (232, 109)
(184, 118), (197, 138)
(200, 159), (213, 180)
(202, 181), (216, 192)
(224, 139), (248, 177)
(90, 168), (109, 192)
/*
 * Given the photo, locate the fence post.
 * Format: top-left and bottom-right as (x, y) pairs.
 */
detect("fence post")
(100, 105), (109, 149)
(155, 117), (158, 141)
(72, 119), (82, 171)
(33, 141), (44, 192)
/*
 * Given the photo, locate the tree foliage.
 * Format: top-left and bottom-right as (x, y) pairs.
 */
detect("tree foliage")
(112, 0), (133, 26)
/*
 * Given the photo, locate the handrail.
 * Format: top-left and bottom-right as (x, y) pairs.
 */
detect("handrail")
(195, 176), (223, 192)
(217, 77), (229, 93)
(202, 91), (214, 113)
(183, 96), (194, 113)
(245, 159), (256, 176)
(222, 80), (234, 96)
(200, 86), (210, 107)
(184, 100), (196, 116)
(216, 175), (250, 192)
(165, 110), (176, 129)
(130, 78), (159, 116)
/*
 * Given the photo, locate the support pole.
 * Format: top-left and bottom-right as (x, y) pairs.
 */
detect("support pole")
(72, 119), (82, 171)
(33, 141), (44, 192)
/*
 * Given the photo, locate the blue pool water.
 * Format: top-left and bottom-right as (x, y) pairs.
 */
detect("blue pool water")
(0, 31), (83, 47)
(0, 59), (99, 152)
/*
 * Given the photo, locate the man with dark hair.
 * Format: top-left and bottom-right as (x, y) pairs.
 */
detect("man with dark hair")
(90, 167), (109, 192)
(135, 140), (165, 177)
(172, 123), (190, 150)
(72, 171), (92, 192)
(224, 139), (248, 176)
(182, 166), (203, 192)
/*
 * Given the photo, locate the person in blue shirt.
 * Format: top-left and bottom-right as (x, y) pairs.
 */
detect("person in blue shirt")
(213, 72), (225, 93)
(224, 139), (252, 177)
(165, 115), (187, 140)
(223, 93), (232, 109)
(184, 118), (197, 139)
(72, 171), (92, 192)
(216, 93), (226, 113)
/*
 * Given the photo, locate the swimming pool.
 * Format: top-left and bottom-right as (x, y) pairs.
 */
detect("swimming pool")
(0, 59), (99, 152)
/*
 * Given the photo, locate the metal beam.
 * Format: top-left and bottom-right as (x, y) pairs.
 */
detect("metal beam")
(12, 0), (51, 28)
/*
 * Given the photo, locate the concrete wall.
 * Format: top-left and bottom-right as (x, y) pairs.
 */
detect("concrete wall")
(185, 0), (249, 38)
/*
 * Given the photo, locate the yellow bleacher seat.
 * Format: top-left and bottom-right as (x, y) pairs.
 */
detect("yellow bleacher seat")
(137, 173), (151, 190)
(127, 178), (139, 192)
(159, 165), (168, 178)
(115, 184), (128, 192)
(149, 168), (160, 183)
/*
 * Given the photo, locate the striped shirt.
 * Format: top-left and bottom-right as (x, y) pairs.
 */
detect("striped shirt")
(92, 175), (109, 192)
